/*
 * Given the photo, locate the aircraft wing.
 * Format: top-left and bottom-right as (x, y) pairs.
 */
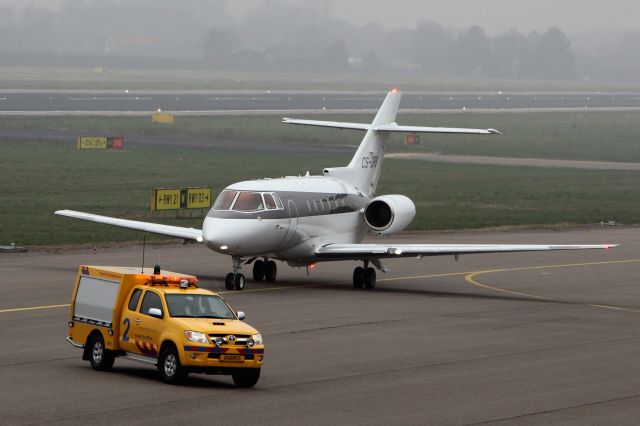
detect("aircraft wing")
(315, 243), (615, 259)
(374, 124), (501, 134)
(282, 118), (371, 131)
(282, 117), (499, 134)
(55, 210), (203, 242)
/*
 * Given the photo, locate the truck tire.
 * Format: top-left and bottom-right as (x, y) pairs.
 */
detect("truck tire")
(158, 346), (187, 384)
(232, 368), (260, 388)
(88, 334), (115, 371)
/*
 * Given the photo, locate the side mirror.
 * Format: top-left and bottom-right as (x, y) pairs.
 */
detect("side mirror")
(148, 307), (163, 318)
(236, 310), (245, 320)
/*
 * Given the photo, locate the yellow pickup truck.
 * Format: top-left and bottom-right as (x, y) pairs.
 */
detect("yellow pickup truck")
(66, 265), (264, 387)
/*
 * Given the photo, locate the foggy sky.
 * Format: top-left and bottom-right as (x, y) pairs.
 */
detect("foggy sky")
(1, 0), (639, 35)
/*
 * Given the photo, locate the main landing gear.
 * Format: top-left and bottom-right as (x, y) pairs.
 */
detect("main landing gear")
(353, 260), (376, 289)
(252, 258), (277, 283)
(225, 256), (278, 291)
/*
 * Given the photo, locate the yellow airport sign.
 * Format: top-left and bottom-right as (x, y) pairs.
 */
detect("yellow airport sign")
(152, 112), (175, 123)
(77, 137), (107, 149)
(153, 188), (181, 210)
(186, 187), (211, 209)
(152, 187), (212, 211)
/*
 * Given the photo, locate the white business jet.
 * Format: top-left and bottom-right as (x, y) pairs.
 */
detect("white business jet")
(56, 89), (614, 290)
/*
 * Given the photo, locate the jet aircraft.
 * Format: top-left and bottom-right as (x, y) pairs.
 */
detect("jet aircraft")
(56, 89), (614, 290)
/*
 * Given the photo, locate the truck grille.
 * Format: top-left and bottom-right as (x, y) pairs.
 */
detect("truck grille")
(208, 334), (251, 346)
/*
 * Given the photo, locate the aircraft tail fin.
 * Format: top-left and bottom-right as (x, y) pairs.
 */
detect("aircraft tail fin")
(283, 88), (500, 196)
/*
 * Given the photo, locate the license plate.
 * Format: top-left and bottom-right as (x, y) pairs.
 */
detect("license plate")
(220, 354), (244, 362)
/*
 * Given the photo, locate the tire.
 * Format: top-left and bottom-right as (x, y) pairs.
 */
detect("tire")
(364, 267), (376, 289)
(252, 260), (265, 282)
(353, 266), (365, 289)
(88, 334), (115, 371)
(158, 346), (187, 384)
(264, 260), (277, 282)
(232, 368), (261, 388)
(234, 273), (246, 290)
(225, 272), (235, 290)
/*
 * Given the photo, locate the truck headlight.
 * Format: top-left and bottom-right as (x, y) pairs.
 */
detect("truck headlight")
(247, 333), (263, 347)
(185, 330), (208, 344)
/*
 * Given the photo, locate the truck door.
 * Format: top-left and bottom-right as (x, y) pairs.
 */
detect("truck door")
(126, 290), (164, 358)
(119, 288), (143, 354)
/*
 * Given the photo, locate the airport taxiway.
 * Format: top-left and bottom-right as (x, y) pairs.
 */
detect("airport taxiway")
(1, 227), (640, 425)
(2, 90), (640, 115)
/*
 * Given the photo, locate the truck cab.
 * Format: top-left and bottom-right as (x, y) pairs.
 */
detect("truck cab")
(67, 266), (264, 387)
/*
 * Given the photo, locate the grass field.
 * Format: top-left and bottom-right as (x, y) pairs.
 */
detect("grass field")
(2, 139), (640, 246)
(3, 110), (640, 163)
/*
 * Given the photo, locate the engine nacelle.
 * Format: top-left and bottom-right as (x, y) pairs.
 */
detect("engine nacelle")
(364, 194), (416, 235)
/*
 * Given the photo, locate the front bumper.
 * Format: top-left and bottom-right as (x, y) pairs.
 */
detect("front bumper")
(182, 345), (264, 369)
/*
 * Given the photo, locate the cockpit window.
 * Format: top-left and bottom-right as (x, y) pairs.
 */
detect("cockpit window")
(232, 192), (264, 212)
(263, 193), (277, 209)
(213, 190), (238, 210)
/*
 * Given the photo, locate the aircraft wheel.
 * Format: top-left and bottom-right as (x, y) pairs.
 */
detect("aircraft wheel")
(364, 267), (376, 289)
(225, 273), (235, 290)
(234, 273), (246, 291)
(353, 266), (365, 289)
(252, 260), (265, 282)
(264, 260), (277, 282)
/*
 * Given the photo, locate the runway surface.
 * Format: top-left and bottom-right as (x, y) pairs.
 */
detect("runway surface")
(2, 90), (640, 114)
(2, 227), (640, 425)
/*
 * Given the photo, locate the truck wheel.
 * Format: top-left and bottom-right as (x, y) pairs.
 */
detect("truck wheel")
(232, 368), (260, 388)
(159, 346), (187, 384)
(88, 334), (115, 371)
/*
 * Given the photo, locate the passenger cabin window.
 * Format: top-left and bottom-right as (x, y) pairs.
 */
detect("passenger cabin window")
(128, 289), (142, 311)
(263, 193), (277, 210)
(232, 192), (264, 212)
(140, 291), (163, 317)
(213, 190), (238, 210)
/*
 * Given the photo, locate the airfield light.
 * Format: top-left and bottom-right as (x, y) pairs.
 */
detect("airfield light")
(157, 108), (162, 112)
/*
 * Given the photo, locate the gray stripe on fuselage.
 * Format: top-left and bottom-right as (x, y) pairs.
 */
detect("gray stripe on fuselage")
(207, 191), (368, 220)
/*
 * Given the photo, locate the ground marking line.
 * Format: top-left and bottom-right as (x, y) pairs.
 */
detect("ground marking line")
(3, 259), (638, 313)
(464, 258), (640, 313)
(0, 304), (70, 313)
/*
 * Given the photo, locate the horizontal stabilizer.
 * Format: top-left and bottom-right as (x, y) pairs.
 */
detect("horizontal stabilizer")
(316, 243), (616, 259)
(282, 117), (500, 134)
(55, 210), (203, 242)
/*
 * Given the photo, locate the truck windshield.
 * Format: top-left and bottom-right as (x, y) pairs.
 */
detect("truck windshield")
(165, 294), (235, 319)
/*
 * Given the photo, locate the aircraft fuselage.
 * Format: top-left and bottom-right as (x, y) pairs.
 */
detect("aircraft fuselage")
(203, 175), (370, 265)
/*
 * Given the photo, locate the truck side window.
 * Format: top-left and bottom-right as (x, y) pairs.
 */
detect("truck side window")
(128, 289), (142, 311)
(140, 291), (163, 317)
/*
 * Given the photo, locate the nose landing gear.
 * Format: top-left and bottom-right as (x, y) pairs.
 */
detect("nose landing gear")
(225, 256), (245, 291)
(353, 260), (376, 289)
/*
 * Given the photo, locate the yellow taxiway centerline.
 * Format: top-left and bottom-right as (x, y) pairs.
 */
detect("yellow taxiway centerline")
(464, 258), (640, 313)
(2, 259), (639, 314)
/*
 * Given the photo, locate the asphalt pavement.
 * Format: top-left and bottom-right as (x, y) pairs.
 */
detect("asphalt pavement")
(2, 227), (639, 425)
